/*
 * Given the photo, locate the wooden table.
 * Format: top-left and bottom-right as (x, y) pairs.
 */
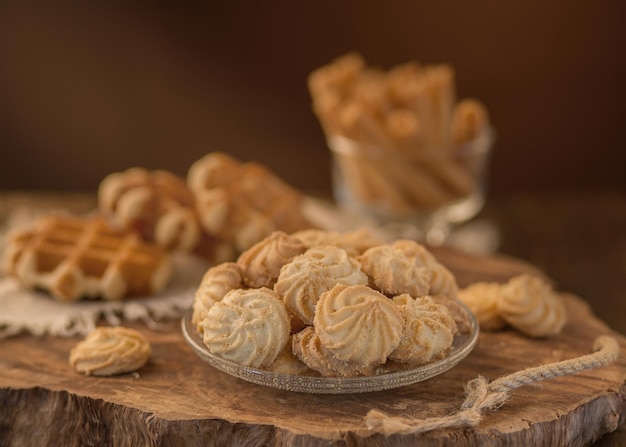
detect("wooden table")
(1, 190), (625, 446)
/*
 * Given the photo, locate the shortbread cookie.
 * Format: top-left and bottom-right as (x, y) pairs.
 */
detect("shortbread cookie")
(69, 326), (151, 376)
(357, 240), (432, 297)
(4, 215), (172, 301)
(430, 294), (474, 334)
(237, 231), (307, 289)
(192, 262), (244, 331)
(498, 274), (567, 338)
(390, 295), (457, 364)
(357, 240), (458, 298)
(314, 284), (404, 375)
(99, 168), (201, 252)
(291, 326), (359, 377)
(200, 287), (290, 368)
(458, 282), (507, 331)
(274, 246), (368, 326)
(388, 239), (459, 297)
(266, 337), (313, 375)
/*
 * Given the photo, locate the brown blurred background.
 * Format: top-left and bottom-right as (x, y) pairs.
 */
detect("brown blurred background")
(0, 1), (625, 196)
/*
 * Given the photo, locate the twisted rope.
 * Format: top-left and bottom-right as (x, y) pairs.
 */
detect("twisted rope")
(365, 335), (620, 436)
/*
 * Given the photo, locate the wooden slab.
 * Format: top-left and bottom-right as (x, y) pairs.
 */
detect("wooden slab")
(1, 247), (625, 446)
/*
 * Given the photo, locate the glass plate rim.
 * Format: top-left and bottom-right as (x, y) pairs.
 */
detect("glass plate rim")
(181, 302), (479, 394)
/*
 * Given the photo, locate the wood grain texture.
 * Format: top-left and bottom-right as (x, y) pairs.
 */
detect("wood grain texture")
(0, 248), (625, 447)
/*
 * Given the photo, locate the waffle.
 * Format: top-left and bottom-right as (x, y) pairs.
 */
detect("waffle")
(4, 215), (172, 302)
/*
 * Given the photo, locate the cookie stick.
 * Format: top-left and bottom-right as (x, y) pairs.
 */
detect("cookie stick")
(389, 73), (438, 149)
(384, 109), (456, 208)
(417, 67), (477, 197)
(337, 101), (415, 215)
(351, 68), (394, 118)
(450, 99), (491, 180)
(313, 92), (379, 205)
(307, 52), (365, 98)
(386, 108), (473, 200)
(451, 99), (490, 146)
(423, 64), (456, 148)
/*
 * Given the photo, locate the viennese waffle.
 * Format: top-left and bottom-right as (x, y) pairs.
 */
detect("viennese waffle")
(4, 215), (172, 302)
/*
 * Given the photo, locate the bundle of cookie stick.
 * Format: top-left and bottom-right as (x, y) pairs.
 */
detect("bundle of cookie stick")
(308, 52), (492, 217)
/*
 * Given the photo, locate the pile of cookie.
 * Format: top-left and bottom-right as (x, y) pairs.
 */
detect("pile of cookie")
(192, 229), (472, 377)
(308, 52), (492, 216)
(4, 152), (313, 302)
(458, 274), (567, 338)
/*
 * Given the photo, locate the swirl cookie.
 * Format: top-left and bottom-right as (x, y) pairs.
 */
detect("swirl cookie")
(498, 274), (567, 338)
(358, 240), (458, 299)
(237, 231), (307, 289)
(458, 282), (507, 331)
(191, 262), (244, 331)
(291, 326), (358, 377)
(69, 326), (151, 376)
(391, 295), (457, 364)
(274, 246), (368, 326)
(200, 287), (290, 368)
(357, 240), (432, 297)
(314, 284), (404, 375)
(266, 337), (313, 375)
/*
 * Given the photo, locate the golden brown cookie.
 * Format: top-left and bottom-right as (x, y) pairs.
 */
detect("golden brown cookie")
(498, 274), (567, 338)
(199, 287), (291, 368)
(236, 231), (308, 289)
(458, 282), (507, 331)
(274, 246), (368, 326)
(314, 284), (404, 375)
(191, 262), (244, 331)
(69, 326), (151, 376)
(391, 294), (457, 364)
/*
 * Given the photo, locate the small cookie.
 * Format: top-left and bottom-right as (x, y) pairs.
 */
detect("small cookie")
(237, 231), (307, 289)
(69, 327), (151, 376)
(266, 337), (313, 376)
(458, 282), (507, 331)
(314, 284), (404, 375)
(357, 240), (458, 299)
(498, 274), (567, 338)
(274, 246), (368, 326)
(357, 240), (432, 297)
(391, 295), (457, 364)
(291, 326), (358, 377)
(200, 287), (290, 368)
(192, 262), (244, 331)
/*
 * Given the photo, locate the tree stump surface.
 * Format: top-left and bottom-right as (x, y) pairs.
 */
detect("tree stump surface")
(1, 247), (625, 447)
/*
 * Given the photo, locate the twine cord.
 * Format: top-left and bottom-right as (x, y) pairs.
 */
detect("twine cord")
(365, 335), (620, 436)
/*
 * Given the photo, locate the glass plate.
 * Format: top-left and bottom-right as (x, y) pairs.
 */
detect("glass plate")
(181, 303), (479, 394)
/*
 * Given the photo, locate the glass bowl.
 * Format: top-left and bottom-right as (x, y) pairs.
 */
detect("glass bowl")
(329, 128), (495, 245)
(181, 302), (479, 394)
